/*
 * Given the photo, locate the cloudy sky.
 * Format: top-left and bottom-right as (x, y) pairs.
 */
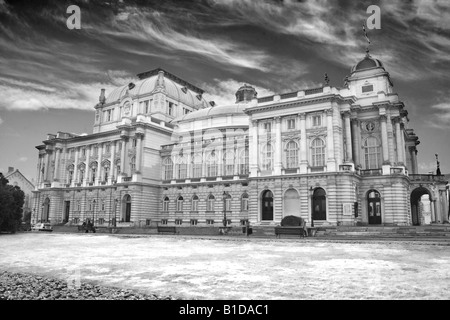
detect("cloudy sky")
(0, 0), (449, 181)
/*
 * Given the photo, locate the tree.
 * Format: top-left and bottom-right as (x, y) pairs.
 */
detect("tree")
(0, 173), (24, 233)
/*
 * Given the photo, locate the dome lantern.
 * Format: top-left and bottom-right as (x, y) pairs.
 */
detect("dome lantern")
(235, 84), (257, 104)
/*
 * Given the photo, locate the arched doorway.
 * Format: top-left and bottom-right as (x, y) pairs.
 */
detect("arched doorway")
(42, 197), (50, 222)
(122, 195), (131, 222)
(411, 187), (432, 226)
(312, 188), (326, 221)
(284, 189), (300, 217)
(367, 190), (382, 225)
(261, 190), (273, 221)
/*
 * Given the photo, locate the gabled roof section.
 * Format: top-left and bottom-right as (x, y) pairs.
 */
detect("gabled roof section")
(136, 67), (204, 95)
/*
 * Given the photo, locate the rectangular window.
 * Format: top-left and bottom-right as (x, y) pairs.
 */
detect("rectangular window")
(362, 84), (374, 93)
(287, 119), (295, 130)
(263, 122), (271, 133)
(161, 219), (168, 225)
(175, 219), (182, 225)
(190, 219), (197, 226)
(146, 219), (151, 226)
(312, 115), (322, 127)
(206, 219), (214, 225)
(168, 102), (174, 116)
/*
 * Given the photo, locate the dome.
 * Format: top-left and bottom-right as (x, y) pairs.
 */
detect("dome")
(104, 69), (208, 108)
(351, 54), (384, 73)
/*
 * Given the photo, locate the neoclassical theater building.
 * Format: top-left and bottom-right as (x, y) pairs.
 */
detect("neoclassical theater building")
(32, 53), (449, 228)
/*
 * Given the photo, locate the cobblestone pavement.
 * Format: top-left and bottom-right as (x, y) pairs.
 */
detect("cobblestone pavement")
(0, 270), (177, 300)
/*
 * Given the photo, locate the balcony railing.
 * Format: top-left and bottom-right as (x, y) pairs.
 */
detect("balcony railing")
(409, 174), (446, 182)
(123, 176), (132, 182)
(359, 169), (382, 176)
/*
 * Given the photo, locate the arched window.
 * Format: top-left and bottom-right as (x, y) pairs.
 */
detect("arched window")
(115, 159), (121, 178)
(122, 194), (131, 222)
(206, 151), (218, 177)
(90, 162), (97, 183)
(130, 156), (136, 173)
(191, 195), (199, 211)
(177, 196), (184, 212)
(163, 157), (173, 180)
(102, 160), (110, 182)
(224, 193), (232, 212)
(178, 156), (188, 179)
(286, 141), (299, 169)
(311, 138), (325, 167)
(364, 137), (381, 169)
(241, 193), (249, 211)
(207, 194), (215, 211)
(239, 148), (249, 175)
(192, 154), (202, 178)
(163, 196), (170, 212)
(78, 163), (86, 183)
(67, 164), (74, 185)
(261, 143), (273, 171)
(224, 151), (235, 176)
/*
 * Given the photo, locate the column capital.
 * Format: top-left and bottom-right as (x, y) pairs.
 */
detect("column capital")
(379, 114), (388, 121)
(251, 119), (258, 126)
(350, 117), (359, 125)
(274, 116), (281, 123)
(298, 113), (306, 120)
(135, 132), (145, 138)
(342, 110), (352, 118)
(325, 108), (333, 116)
(391, 116), (401, 124)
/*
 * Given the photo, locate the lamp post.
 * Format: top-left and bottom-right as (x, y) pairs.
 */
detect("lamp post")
(310, 187), (314, 228)
(113, 198), (118, 227)
(222, 191), (227, 227)
(92, 199), (96, 226)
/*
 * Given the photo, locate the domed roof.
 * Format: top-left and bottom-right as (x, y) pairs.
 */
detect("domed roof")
(173, 104), (247, 123)
(351, 54), (384, 73)
(104, 69), (208, 108)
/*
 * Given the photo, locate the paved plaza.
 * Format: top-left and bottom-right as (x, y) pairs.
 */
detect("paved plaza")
(1, 233), (450, 300)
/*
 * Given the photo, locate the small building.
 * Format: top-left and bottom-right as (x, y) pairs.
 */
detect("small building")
(5, 167), (35, 221)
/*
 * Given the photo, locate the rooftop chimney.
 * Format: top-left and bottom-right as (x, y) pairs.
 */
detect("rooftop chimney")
(8, 167), (14, 173)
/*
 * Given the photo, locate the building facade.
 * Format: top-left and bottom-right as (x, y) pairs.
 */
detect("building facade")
(32, 55), (449, 227)
(5, 167), (35, 219)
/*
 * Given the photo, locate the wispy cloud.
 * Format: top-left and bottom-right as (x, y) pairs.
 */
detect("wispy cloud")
(201, 79), (275, 106)
(424, 102), (450, 130)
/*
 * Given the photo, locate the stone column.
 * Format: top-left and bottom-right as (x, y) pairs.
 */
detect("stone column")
(299, 113), (308, 173)
(109, 141), (116, 183)
(36, 156), (43, 186)
(274, 116), (282, 175)
(380, 115), (389, 164)
(430, 199), (436, 222)
(434, 199), (441, 223)
(249, 120), (258, 177)
(387, 114), (396, 164)
(53, 148), (61, 181)
(73, 148), (79, 187)
(440, 190), (449, 223)
(393, 117), (404, 165)
(135, 133), (143, 174)
(120, 137), (128, 176)
(84, 146), (90, 186)
(326, 109), (336, 171)
(343, 111), (353, 162)
(44, 151), (51, 182)
(351, 118), (360, 168)
(96, 143), (103, 185)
